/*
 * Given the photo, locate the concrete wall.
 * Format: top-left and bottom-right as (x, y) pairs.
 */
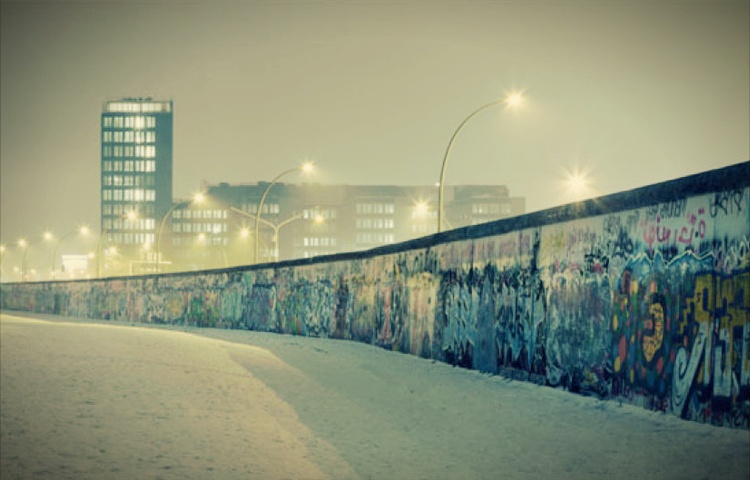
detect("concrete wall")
(3, 162), (749, 429)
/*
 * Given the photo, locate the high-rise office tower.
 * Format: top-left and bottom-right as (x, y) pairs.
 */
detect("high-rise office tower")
(100, 98), (173, 272)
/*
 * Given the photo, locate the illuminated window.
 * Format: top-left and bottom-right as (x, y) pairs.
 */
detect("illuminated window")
(145, 116), (156, 128)
(102, 131), (112, 143)
(103, 117), (113, 127)
(124, 131), (134, 143)
(103, 161), (113, 172)
(103, 146), (112, 157)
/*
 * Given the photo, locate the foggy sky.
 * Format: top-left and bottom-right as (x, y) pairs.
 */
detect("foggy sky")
(1, 0), (748, 250)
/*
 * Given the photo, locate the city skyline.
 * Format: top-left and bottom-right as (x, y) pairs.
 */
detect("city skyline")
(1, 0), (748, 248)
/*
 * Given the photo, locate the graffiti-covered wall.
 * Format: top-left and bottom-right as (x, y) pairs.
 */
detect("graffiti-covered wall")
(2, 162), (749, 428)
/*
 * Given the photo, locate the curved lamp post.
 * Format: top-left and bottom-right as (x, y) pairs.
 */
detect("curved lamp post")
(437, 93), (524, 232)
(254, 162), (313, 263)
(18, 239), (29, 282)
(155, 193), (204, 273)
(51, 226), (90, 280)
(18, 232), (53, 282)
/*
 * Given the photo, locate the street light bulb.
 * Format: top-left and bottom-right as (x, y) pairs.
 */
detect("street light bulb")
(301, 162), (315, 174)
(239, 228), (250, 238)
(414, 200), (429, 218)
(505, 92), (524, 108)
(80, 226), (90, 236)
(194, 192), (206, 204)
(18, 239), (27, 248)
(43, 231), (54, 241)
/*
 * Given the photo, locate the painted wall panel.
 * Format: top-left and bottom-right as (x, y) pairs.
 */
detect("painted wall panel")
(2, 162), (749, 429)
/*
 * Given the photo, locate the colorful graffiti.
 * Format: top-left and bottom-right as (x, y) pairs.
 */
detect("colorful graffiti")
(2, 165), (748, 429)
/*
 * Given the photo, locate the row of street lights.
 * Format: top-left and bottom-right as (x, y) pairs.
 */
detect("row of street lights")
(3, 90), (599, 281)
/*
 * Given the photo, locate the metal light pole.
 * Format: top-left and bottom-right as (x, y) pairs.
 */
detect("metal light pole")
(18, 232), (53, 282)
(254, 163), (313, 263)
(437, 93), (523, 232)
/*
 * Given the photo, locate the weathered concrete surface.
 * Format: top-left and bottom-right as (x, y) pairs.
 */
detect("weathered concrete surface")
(2, 313), (749, 480)
(2, 161), (749, 429)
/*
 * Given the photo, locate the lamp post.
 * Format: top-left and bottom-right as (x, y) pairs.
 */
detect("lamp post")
(234, 207), (306, 263)
(437, 92), (524, 232)
(156, 193), (205, 273)
(18, 239), (29, 282)
(51, 226), (90, 280)
(19, 232), (53, 282)
(254, 162), (313, 263)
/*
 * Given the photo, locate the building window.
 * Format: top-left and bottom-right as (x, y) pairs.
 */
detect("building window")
(356, 202), (394, 215)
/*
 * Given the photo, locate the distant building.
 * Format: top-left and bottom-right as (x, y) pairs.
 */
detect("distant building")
(97, 98), (525, 275)
(100, 98), (173, 274)
(158, 182), (525, 272)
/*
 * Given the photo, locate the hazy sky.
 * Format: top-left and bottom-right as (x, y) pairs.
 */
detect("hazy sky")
(1, 0), (748, 247)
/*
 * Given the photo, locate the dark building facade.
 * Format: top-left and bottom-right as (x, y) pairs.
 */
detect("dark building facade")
(100, 98), (173, 274)
(158, 182), (525, 272)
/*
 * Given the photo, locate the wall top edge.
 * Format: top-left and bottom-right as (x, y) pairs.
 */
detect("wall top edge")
(3, 161), (748, 285)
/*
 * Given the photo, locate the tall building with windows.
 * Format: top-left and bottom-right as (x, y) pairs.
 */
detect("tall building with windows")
(100, 98), (173, 274)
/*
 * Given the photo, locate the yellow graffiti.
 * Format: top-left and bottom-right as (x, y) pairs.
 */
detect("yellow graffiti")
(642, 303), (665, 362)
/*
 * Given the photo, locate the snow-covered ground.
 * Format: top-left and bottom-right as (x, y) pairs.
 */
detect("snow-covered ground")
(2, 312), (748, 480)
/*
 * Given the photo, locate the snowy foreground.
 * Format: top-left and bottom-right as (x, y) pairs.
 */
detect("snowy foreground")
(1, 312), (748, 480)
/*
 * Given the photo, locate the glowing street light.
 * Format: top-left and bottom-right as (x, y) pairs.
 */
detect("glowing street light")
(254, 162), (314, 263)
(155, 192), (205, 273)
(562, 168), (594, 202)
(413, 200), (430, 219)
(18, 232), (53, 282)
(437, 91), (525, 232)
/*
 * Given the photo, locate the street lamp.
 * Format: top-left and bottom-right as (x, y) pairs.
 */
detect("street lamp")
(18, 232), (53, 282)
(156, 193), (205, 273)
(254, 162), (314, 263)
(51, 225), (90, 280)
(437, 92), (524, 232)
